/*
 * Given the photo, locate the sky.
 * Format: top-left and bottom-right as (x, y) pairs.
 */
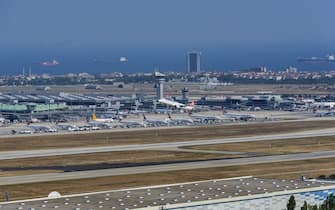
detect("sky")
(1, 0), (335, 50)
(1, 0), (335, 74)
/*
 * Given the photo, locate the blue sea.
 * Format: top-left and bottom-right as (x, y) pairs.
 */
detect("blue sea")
(1, 45), (335, 75)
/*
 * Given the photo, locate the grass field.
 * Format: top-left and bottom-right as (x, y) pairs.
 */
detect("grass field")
(2, 157), (335, 201)
(0, 150), (238, 174)
(186, 136), (335, 155)
(3, 135), (335, 176)
(1, 120), (334, 151)
(1, 120), (335, 201)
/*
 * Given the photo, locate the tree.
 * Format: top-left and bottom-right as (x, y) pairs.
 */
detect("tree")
(301, 201), (308, 210)
(322, 194), (335, 210)
(287, 195), (296, 210)
(308, 205), (318, 210)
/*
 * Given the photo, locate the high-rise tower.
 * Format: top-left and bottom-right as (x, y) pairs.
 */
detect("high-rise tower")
(186, 51), (201, 73)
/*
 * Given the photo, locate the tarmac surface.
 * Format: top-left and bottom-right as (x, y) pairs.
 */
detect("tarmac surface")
(0, 177), (331, 210)
(1, 127), (335, 160)
(4, 150), (335, 185)
(0, 127), (335, 185)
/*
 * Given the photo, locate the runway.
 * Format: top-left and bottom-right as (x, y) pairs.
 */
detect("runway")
(2, 150), (335, 185)
(1, 128), (335, 160)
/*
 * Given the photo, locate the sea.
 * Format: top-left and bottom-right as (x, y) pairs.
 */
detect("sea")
(1, 46), (335, 75)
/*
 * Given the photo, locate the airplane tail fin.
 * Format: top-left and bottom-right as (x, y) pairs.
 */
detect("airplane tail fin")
(143, 114), (147, 120)
(190, 100), (195, 107)
(92, 114), (97, 121)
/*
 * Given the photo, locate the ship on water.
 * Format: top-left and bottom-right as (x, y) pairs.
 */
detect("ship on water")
(41, 59), (60, 66)
(297, 54), (335, 62)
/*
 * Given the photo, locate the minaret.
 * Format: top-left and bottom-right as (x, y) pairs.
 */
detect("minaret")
(29, 66), (32, 78)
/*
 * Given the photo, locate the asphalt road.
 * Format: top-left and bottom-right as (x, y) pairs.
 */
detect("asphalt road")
(2, 150), (335, 185)
(1, 128), (335, 160)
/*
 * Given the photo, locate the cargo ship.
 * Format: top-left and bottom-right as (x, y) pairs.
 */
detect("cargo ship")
(41, 59), (60, 66)
(297, 54), (335, 62)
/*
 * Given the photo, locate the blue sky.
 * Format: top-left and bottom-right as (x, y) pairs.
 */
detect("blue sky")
(1, 0), (334, 50)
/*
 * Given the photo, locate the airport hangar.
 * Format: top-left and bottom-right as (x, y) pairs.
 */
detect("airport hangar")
(1, 176), (335, 210)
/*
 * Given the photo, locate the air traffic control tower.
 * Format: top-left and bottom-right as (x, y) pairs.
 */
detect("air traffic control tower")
(154, 72), (165, 99)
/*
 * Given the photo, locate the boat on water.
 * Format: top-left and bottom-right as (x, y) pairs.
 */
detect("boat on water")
(41, 59), (60, 66)
(297, 54), (335, 62)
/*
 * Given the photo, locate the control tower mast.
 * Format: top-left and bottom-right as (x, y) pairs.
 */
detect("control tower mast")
(154, 72), (165, 100)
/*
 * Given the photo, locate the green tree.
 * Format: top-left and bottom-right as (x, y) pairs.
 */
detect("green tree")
(322, 194), (335, 210)
(301, 201), (308, 210)
(287, 195), (296, 210)
(308, 205), (318, 210)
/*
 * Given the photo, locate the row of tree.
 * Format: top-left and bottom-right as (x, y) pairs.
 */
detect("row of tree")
(287, 194), (335, 210)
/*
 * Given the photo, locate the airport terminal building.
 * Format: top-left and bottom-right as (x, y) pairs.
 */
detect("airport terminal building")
(2, 176), (335, 210)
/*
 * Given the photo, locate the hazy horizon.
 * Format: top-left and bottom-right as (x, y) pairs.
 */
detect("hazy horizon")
(1, 0), (335, 74)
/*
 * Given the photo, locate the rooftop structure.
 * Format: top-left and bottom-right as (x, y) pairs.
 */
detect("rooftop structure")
(1, 176), (334, 210)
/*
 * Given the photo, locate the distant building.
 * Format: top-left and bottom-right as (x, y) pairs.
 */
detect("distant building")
(186, 51), (201, 73)
(286, 66), (298, 73)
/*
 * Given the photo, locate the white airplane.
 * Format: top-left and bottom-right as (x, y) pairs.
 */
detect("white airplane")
(224, 113), (256, 121)
(143, 114), (169, 126)
(190, 114), (223, 123)
(57, 124), (79, 131)
(183, 100), (196, 111)
(167, 113), (193, 125)
(120, 121), (145, 128)
(128, 110), (148, 115)
(312, 102), (335, 109)
(29, 125), (57, 133)
(158, 98), (184, 108)
(27, 118), (40, 124)
(91, 114), (115, 123)
(88, 121), (113, 129)
(158, 98), (196, 111)
(315, 111), (335, 117)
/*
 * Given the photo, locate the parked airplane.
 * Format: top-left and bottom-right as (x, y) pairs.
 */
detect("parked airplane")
(189, 114), (223, 123)
(27, 118), (40, 124)
(224, 113), (256, 121)
(128, 110), (148, 115)
(91, 114), (115, 123)
(154, 108), (174, 114)
(57, 124), (79, 131)
(29, 125), (57, 133)
(119, 120), (145, 128)
(312, 102), (335, 109)
(88, 121), (113, 129)
(316, 111), (335, 117)
(167, 113), (193, 125)
(143, 114), (169, 126)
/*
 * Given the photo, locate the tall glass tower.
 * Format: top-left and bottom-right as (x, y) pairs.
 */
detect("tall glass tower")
(187, 51), (201, 73)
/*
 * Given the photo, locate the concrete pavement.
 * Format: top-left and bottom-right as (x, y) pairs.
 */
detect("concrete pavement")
(1, 127), (335, 160)
(3, 150), (335, 185)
